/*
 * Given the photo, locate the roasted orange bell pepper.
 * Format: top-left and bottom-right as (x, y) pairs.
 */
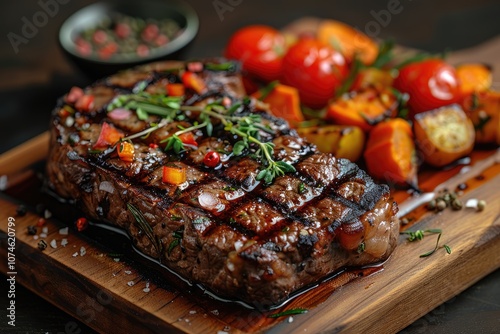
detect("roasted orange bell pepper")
(462, 90), (500, 145)
(317, 20), (378, 65)
(364, 118), (417, 187)
(456, 63), (492, 95)
(326, 87), (398, 132)
(252, 83), (304, 127)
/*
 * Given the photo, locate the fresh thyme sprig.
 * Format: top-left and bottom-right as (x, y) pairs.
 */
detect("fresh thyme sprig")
(400, 228), (452, 257)
(107, 91), (295, 183)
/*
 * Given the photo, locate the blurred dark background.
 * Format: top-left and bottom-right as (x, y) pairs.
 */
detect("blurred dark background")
(0, 0), (499, 333)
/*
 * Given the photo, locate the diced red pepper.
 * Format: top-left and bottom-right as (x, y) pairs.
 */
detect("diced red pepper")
(182, 71), (207, 94)
(75, 94), (95, 112)
(166, 83), (185, 97)
(149, 143), (159, 149)
(66, 86), (84, 103)
(93, 122), (124, 149)
(117, 142), (135, 162)
(162, 165), (187, 185)
(178, 132), (198, 147)
(37, 218), (46, 227)
(76, 217), (88, 232)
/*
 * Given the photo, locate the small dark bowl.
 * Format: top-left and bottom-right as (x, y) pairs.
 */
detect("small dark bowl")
(59, 0), (198, 79)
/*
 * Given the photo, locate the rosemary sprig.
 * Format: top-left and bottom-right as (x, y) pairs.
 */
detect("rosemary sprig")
(107, 92), (182, 120)
(127, 203), (163, 257)
(168, 228), (184, 256)
(268, 308), (308, 318)
(400, 228), (452, 257)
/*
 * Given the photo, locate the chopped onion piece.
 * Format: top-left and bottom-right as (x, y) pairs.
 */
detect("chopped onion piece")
(108, 108), (132, 120)
(99, 181), (115, 194)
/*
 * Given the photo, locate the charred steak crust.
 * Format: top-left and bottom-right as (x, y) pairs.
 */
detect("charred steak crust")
(46, 60), (399, 306)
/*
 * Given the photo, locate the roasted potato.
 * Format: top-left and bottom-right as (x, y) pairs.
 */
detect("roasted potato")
(414, 105), (475, 167)
(297, 125), (365, 162)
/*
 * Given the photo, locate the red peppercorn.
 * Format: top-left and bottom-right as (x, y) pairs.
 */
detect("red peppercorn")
(149, 143), (159, 149)
(76, 217), (88, 232)
(203, 151), (220, 168)
(37, 218), (46, 227)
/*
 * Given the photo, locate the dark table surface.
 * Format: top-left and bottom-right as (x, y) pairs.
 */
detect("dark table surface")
(1, 0), (499, 333)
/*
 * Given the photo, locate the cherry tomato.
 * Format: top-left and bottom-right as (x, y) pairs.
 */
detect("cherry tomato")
(282, 38), (349, 109)
(393, 59), (461, 114)
(203, 151), (220, 168)
(225, 25), (286, 82)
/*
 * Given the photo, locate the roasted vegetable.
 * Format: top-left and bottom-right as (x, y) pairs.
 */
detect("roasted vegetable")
(317, 20), (378, 65)
(326, 87), (398, 132)
(414, 105), (475, 167)
(456, 63), (492, 95)
(297, 125), (365, 161)
(252, 84), (304, 127)
(364, 118), (417, 187)
(393, 59), (461, 115)
(462, 91), (500, 145)
(351, 68), (394, 91)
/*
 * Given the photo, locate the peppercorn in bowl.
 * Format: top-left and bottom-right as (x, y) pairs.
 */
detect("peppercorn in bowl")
(59, 0), (198, 78)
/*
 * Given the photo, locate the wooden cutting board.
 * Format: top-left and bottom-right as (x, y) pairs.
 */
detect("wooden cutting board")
(1, 18), (500, 333)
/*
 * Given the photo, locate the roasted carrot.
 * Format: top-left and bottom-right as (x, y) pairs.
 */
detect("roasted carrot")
(325, 87), (398, 132)
(317, 20), (378, 65)
(456, 63), (492, 95)
(252, 83), (304, 127)
(364, 118), (417, 187)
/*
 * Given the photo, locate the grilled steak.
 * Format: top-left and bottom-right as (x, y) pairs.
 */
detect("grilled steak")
(46, 59), (399, 306)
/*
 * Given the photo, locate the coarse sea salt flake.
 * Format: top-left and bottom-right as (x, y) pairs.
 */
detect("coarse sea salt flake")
(80, 246), (86, 256)
(59, 227), (69, 235)
(50, 239), (57, 249)
(127, 281), (135, 287)
(72, 252), (79, 257)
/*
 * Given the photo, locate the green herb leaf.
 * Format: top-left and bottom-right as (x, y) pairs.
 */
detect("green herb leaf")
(268, 308), (308, 318)
(127, 203), (163, 256)
(233, 140), (247, 156)
(204, 62), (236, 72)
(298, 182), (306, 194)
(257, 80), (279, 101)
(444, 244), (452, 254)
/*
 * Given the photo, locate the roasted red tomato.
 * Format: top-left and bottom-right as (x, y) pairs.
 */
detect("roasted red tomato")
(282, 38), (348, 109)
(224, 25), (286, 82)
(393, 59), (461, 114)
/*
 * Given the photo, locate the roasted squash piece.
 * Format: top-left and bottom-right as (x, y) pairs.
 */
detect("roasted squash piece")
(252, 84), (304, 127)
(462, 90), (500, 145)
(414, 105), (475, 167)
(351, 67), (394, 91)
(456, 63), (492, 95)
(297, 125), (365, 161)
(364, 118), (417, 187)
(317, 20), (378, 65)
(325, 87), (398, 132)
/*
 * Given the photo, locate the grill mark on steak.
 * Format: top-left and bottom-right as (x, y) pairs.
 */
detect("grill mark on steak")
(46, 59), (399, 307)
